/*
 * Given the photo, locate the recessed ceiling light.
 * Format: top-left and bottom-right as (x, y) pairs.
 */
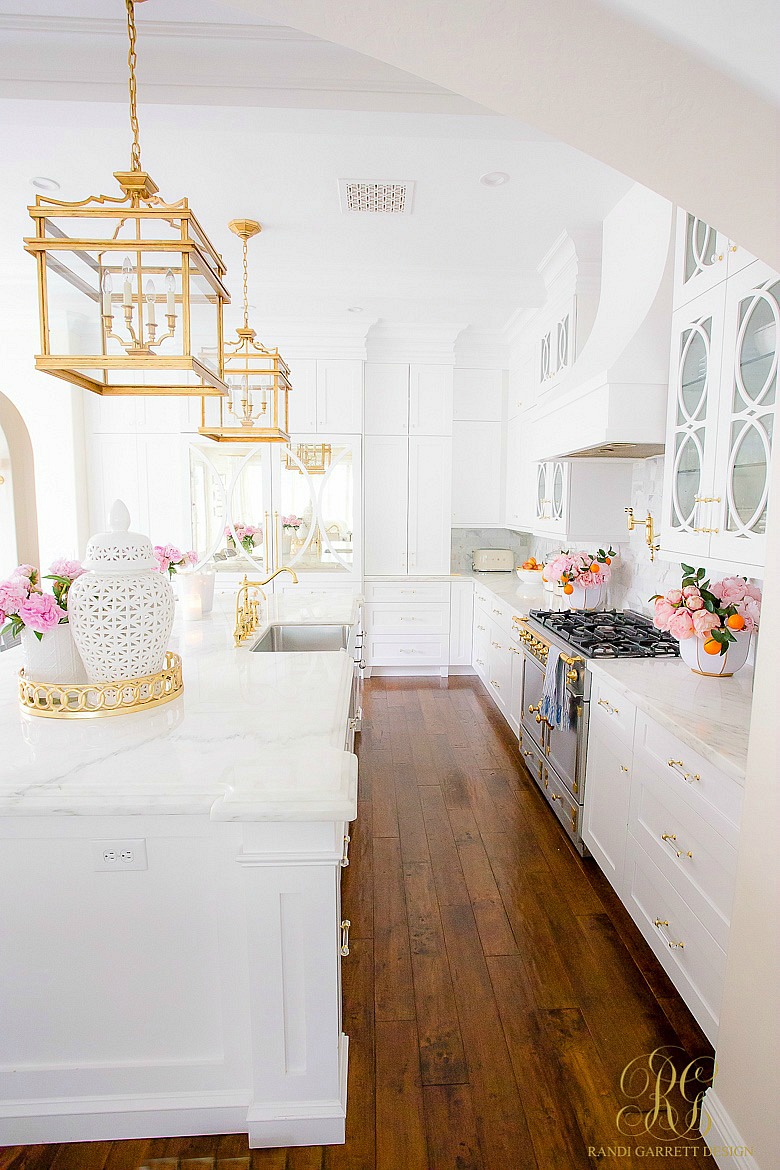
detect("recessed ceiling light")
(347, 306), (364, 313)
(30, 176), (60, 192)
(479, 172), (510, 187)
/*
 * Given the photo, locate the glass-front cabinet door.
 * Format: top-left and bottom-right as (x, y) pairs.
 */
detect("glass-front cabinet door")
(710, 264), (779, 567)
(673, 209), (754, 308)
(189, 437), (361, 583)
(535, 462), (548, 522)
(661, 285), (725, 557)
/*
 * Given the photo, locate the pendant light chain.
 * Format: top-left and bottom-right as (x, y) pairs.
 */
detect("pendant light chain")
(125, 0), (142, 172)
(242, 237), (250, 330)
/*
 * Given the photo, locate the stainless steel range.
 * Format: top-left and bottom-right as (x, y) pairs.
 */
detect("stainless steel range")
(513, 609), (679, 855)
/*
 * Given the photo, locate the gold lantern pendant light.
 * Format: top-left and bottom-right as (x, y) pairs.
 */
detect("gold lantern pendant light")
(285, 444), (332, 474)
(23, 0), (230, 398)
(198, 219), (292, 443)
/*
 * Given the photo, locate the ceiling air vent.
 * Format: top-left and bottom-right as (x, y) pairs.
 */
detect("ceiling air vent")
(338, 179), (415, 215)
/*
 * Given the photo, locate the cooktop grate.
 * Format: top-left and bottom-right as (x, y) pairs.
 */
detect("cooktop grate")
(528, 609), (680, 659)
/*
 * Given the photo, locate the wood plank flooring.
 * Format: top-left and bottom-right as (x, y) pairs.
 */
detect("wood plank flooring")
(1, 676), (714, 1170)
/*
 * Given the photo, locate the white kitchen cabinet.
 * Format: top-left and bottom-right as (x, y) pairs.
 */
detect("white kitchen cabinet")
(471, 615), (489, 682)
(452, 420), (503, 526)
(661, 259), (778, 570)
(508, 646), (523, 736)
(504, 414), (536, 531)
(582, 724), (633, 895)
(286, 358), (318, 433)
(486, 617), (512, 716)
(364, 363), (409, 434)
(673, 208), (755, 309)
(453, 368), (504, 421)
(365, 434), (451, 576)
(364, 435), (409, 575)
(316, 360), (363, 433)
(364, 579), (451, 673)
(409, 435), (452, 574)
(533, 458), (633, 543)
(409, 365), (453, 435)
(449, 578), (474, 666)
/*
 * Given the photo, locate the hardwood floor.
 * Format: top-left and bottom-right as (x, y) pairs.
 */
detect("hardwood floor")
(1, 676), (714, 1170)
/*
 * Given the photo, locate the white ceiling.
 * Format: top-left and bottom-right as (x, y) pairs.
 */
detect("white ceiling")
(594, 0), (780, 106)
(0, 0), (636, 332)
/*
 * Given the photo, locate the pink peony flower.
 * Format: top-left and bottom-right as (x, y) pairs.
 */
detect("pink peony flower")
(710, 576), (747, 606)
(682, 585), (701, 598)
(666, 589), (683, 606)
(49, 558), (84, 581)
(545, 554), (576, 583)
(15, 564), (37, 581)
(685, 594), (705, 610)
(668, 609), (696, 640)
(17, 592), (66, 634)
(186, 550), (198, 565)
(692, 609), (721, 638)
(738, 596), (761, 632)
(653, 598), (676, 631)
(744, 582), (762, 602)
(0, 575), (30, 617)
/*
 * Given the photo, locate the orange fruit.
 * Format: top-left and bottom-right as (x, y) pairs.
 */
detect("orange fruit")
(563, 583), (574, 595)
(726, 613), (745, 630)
(703, 639), (721, 655)
(590, 562), (600, 573)
(605, 557), (611, 564)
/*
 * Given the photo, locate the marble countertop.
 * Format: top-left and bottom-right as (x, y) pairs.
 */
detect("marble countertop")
(588, 657), (754, 783)
(0, 589), (363, 821)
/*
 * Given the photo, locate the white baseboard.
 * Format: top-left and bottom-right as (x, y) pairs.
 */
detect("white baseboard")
(701, 1088), (761, 1170)
(0, 1093), (247, 1147)
(247, 1034), (348, 1149)
(367, 666), (449, 677)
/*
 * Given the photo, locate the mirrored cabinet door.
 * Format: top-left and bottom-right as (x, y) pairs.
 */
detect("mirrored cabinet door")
(535, 462), (548, 521)
(661, 285), (726, 557)
(189, 445), (272, 577)
(711, 265), (779, 566)
(276, 441), (359, 576)
(674, 209), (756, 308)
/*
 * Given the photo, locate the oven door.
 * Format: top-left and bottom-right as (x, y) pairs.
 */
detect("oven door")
(519, 651), (546, 753)
(520, 649), (586, 800)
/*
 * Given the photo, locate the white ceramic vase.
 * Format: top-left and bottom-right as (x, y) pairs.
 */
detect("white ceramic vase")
(21, 623), (87, 684)
(563, 582), (605, 611)
(68, 500), (175, 684)
(678, 631), (751, 677)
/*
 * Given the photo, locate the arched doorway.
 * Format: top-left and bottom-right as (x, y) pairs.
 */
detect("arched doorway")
(0, 392), (39, 573)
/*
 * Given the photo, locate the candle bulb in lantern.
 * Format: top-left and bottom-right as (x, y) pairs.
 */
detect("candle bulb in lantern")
(101, 270), (113, 317)
(145, 279), (156, 328)
(165, 268), (176, 316)
(122, 256), (133, 307)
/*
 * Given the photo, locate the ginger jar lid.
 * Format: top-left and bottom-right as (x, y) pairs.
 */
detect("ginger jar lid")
(82, 499), (156, 573)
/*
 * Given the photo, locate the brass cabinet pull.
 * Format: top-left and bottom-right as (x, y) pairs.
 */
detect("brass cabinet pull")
(654, 917), (684, 949)
(620, 765), (629, 773)
(341, 834), (351, 867)
(550, 793), (562, 803)
(491, 640), (502, 649)
(661, 832), (693, 860)
(694, 496), (721, 503)
(597, 698), (619, 715)
(693, 526), (720, 533)
(509, 646), (522, 655)
(543, 768), (549, 790)
(528, 703), (541, 714)
(490, 679), (501, 690)
(340, 919), (351, 957)
(477, 624), (486, 631)
(570, 808), (578, 833)
(264, 510), (270, 568)
(667, 759), (701, 784)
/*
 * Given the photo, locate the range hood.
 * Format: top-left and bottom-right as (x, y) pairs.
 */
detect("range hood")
(529, 185), (673, 463)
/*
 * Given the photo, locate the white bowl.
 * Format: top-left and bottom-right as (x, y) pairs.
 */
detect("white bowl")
(516, 568), (544, 586)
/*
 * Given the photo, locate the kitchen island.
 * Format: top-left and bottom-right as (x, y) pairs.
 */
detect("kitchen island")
(0, 589), (362, 1149)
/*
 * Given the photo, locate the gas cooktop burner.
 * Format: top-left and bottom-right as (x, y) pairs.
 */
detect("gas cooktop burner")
(528, 609), (680, 659)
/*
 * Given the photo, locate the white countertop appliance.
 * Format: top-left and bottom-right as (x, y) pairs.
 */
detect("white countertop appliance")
(472, 548), (514, 572)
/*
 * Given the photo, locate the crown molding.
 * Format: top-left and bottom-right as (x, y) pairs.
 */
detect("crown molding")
(0, 14), (318, 42)
(260, 317), (377, 360)
(366, 322), (466, 364)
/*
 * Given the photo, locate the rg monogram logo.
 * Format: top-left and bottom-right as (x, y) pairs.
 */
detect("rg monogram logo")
(616, 1046), (717, 1140)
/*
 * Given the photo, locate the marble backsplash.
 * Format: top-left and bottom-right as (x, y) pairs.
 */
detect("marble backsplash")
(529, 457), (682, 617)
(450, 528), (530, 574)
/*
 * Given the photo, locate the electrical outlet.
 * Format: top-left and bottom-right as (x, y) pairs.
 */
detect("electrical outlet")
(94, 839), (148, 871)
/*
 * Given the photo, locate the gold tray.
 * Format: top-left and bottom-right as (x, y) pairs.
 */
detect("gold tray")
(19, 652), (183, 719)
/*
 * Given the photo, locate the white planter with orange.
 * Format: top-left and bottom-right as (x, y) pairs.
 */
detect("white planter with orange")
(678, 631), (752, 677)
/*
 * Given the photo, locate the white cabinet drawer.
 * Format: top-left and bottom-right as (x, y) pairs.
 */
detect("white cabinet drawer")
(624, 834), (725, 1044)
(366, 634), (449, 667)
(634, 712), (743, 842)
(590, 676), (636, 746)
(583, 724), (633, 896)
(630, 760), (738, 950)
(473, 588), (512, 634)
(366, 603), (449, 636)
(363, 580), (451, 604)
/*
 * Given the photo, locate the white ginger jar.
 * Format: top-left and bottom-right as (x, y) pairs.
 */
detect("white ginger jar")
(68, 500), (175, 683)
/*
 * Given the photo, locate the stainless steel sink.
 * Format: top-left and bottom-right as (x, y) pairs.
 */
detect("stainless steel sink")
(250, 623), (350, 653)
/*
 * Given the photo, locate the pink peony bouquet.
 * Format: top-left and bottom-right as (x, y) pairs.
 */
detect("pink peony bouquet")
(225, 523), (262, 553)
(153, 545), (198, 578)
(544, 547), (615, 595)
(651, 565), (761, 656)
(0, 561), (72, 642)
(281, 515), (302, 530)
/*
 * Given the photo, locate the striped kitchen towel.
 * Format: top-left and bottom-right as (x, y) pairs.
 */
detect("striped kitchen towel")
(539, 650), (571, 731)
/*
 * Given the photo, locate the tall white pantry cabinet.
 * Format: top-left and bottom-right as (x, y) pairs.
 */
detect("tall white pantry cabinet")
(363, 363), (453, 576)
